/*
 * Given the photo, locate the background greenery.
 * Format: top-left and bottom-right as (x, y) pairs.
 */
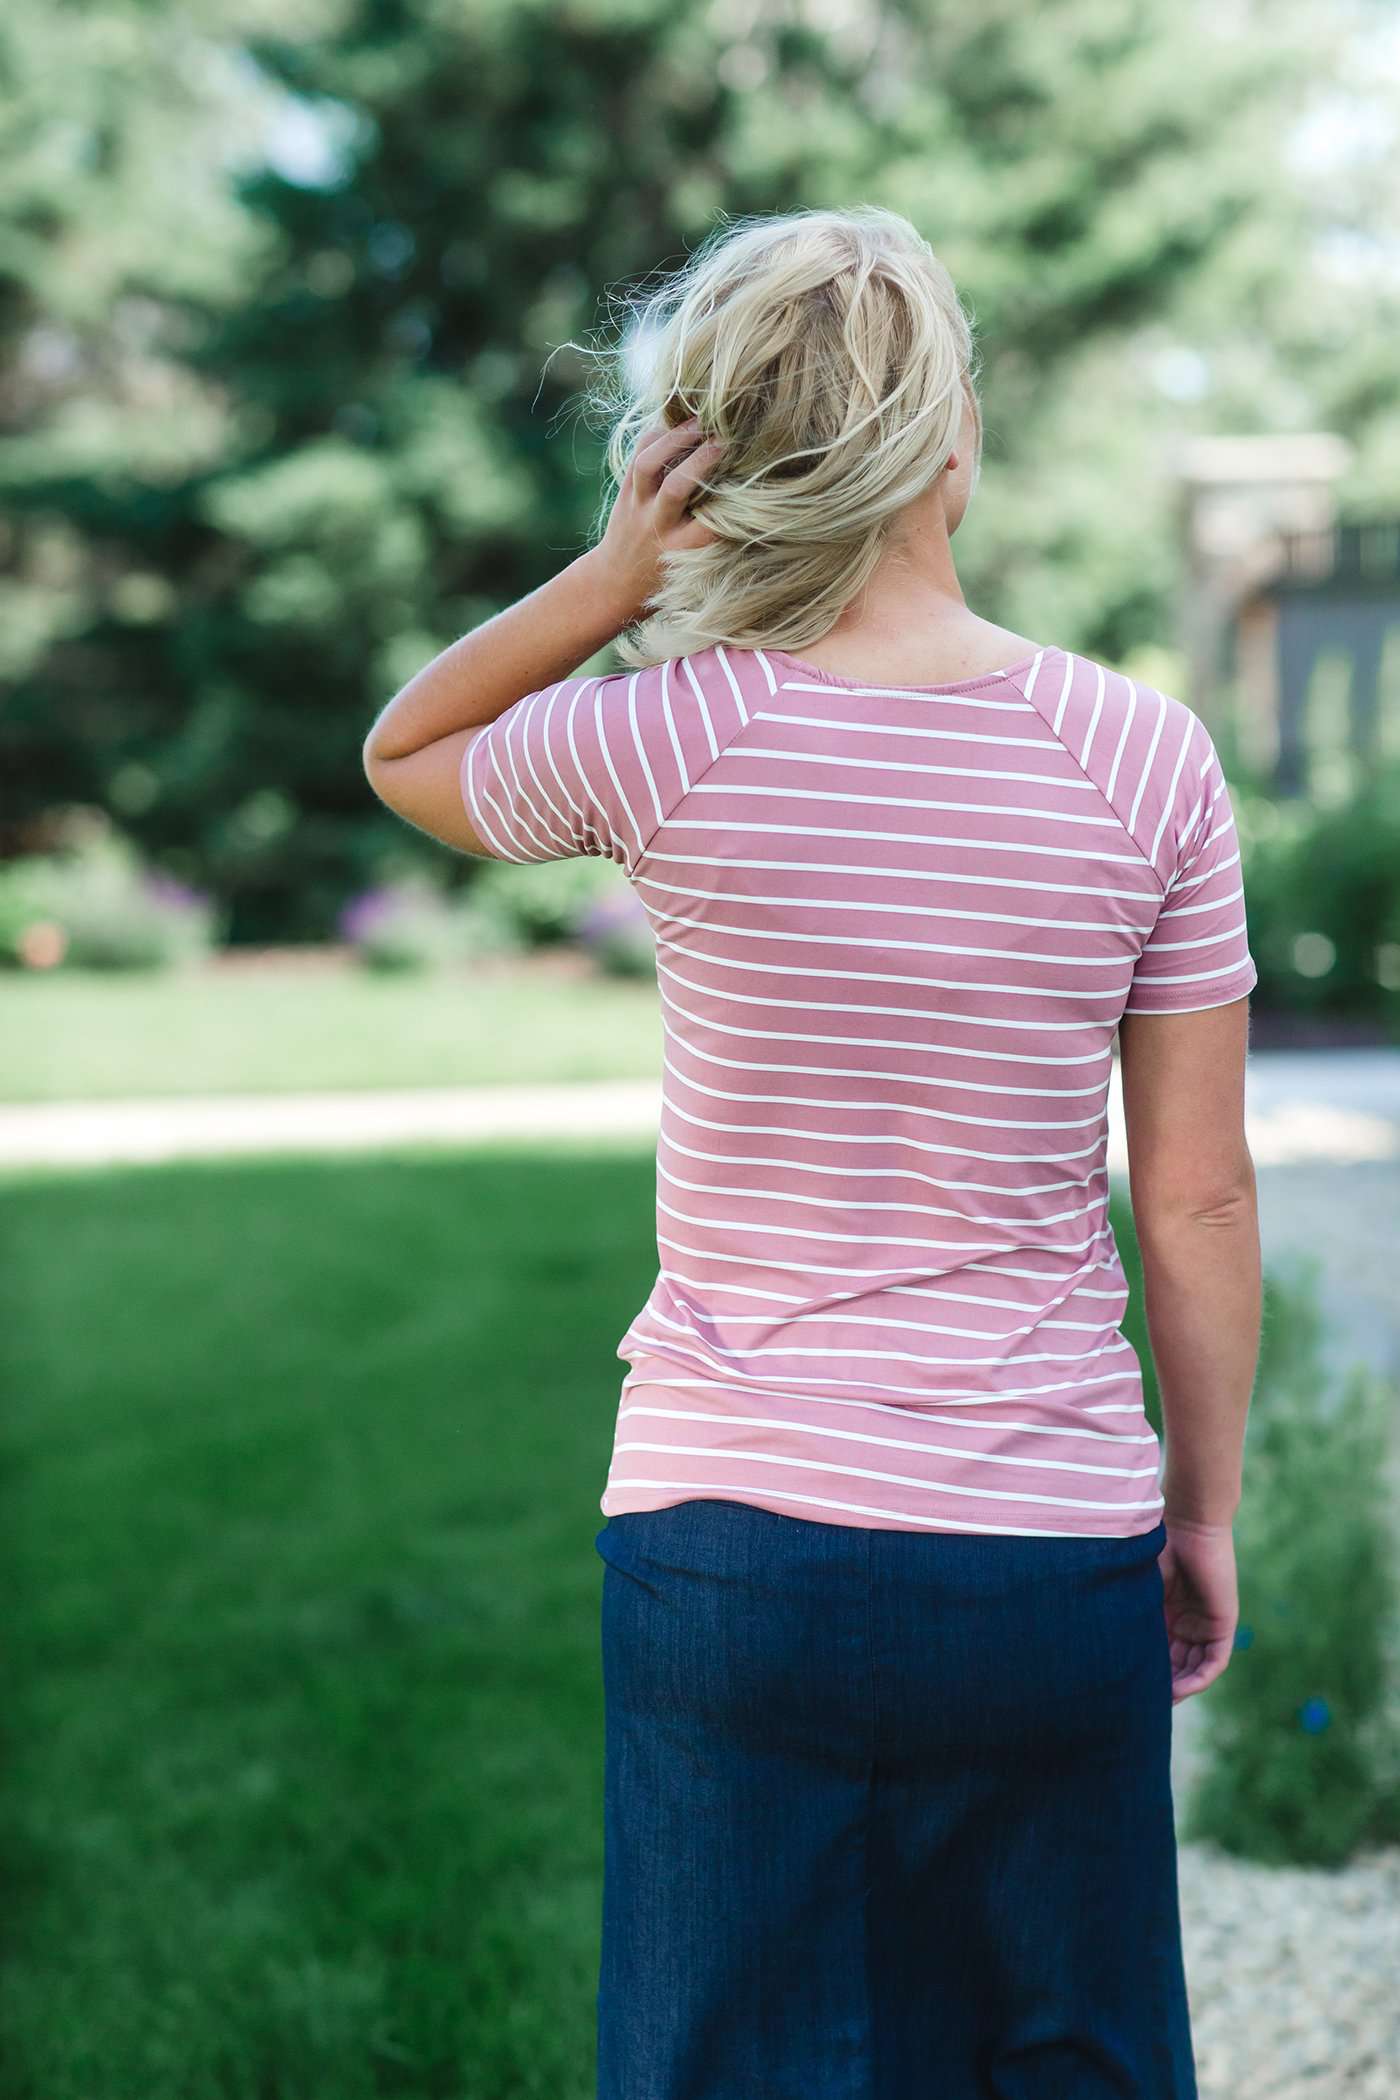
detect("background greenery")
(6, 0), (1400, 945)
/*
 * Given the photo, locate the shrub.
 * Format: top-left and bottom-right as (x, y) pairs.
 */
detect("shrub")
(574, 883), (656, 977)
(465, 854), (629, 948)
(0, 827), (219, 970)
(1236, 762), (1400, 1026)
(1183, 1257), (1400, 1866)
(338, 875), (518, 972)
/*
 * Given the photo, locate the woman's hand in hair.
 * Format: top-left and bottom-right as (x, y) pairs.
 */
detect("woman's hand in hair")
(593, 415), (725, 620)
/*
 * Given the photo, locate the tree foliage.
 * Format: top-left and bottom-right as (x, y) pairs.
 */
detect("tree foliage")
(1, 0), (1389, 937)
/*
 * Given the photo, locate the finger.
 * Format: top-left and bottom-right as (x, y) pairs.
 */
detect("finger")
(632, 417), (706, 496)
(1170, 1639), (1232, 1700)
(668, 515), (721, 552)
(655, 437), (725, 524)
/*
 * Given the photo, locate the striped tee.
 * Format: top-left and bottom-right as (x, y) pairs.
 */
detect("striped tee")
(463, 641), (1257, 1538)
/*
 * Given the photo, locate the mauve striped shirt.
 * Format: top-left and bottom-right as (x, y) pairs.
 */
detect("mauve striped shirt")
(463, 641), (1257, 1538)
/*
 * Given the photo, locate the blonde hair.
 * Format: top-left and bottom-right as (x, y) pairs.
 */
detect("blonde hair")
(575, 204), (982, 670)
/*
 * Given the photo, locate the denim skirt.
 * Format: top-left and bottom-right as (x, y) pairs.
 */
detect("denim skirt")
(593, 1497), (1195, 2100)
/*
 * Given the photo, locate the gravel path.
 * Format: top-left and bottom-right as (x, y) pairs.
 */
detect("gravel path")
(1179, 1839), (1400, 2098)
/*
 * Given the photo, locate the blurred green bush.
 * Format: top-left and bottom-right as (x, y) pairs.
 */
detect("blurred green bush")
(1184, 1258), (1400, 1866)
(0, 818), (221, 970)
(336, 857), (656, 976)
(466, 857), (655, 976)
(1237, 759), (1400, 1027)
(337, 872), (518, 971)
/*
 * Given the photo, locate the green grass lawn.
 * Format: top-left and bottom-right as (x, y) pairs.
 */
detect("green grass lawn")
(4, 1139), (1392, 2093)
(0, 1142), (662, 2100)
(0, 957), (661, 1102)
(0, 1148), (1171, 2098)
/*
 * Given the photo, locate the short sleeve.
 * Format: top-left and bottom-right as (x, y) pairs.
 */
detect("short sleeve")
(1125, 713), (1258, 1014)
(462, 673), (614, 865)
(461, 652), (751, 872)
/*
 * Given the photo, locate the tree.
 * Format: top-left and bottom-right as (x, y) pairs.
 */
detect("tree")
(0, 0), (1381, 937)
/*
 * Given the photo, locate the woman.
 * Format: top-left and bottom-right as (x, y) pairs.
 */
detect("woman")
(363, 205), (1261, 2100)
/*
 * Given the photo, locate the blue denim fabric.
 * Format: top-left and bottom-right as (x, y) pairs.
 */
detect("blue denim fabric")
(594, 1498), (1195, 2100)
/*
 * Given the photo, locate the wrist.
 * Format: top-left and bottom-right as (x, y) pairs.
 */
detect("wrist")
(577, 546), (646, 634)
(1162, 1494), (1238, 1535)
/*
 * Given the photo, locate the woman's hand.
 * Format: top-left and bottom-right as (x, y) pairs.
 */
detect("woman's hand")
(1158, 1515), (1239, 1702)
(592, 414), (726, 621)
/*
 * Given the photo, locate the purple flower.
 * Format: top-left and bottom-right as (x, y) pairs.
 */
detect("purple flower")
(338, 887), (399, 942)
(576, 890), (651, 944)
(142, 871), (207, 913)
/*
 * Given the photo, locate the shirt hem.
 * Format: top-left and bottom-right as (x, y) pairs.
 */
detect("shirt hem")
(599, 1480), (1167, 1541)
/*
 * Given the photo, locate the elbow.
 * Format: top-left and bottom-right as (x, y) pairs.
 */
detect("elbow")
(1133, 1153), (1258, 1243)
(362, 736), (398, 797)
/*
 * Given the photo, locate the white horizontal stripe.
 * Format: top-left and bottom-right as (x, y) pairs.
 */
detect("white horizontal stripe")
(645, 878), (1139, 964)
(657, 1238), (1119, 1315)
(658, 958), (1119, 1054)
(657, 1215), (1115, 1283)
(645, 898), (1132, 993)
(603, 1479), (1156, 1537)
(610, 1442), (1161, 1512)
(659, 1124), (1096, 1200)
(735, 733), (1094, 764)
(623, 1348), (1138, 1408)
(1135, 924), (1250, 955)
(619, 1406), (1157, 1479)
(650, 916), (1133, 1018)
(684, 782), (1123, 831)
(656, 1156), (1104, 1235)
(660, 942), (1127, 1010)
(650, 814), (1148, 866)
(657, 983), (1114, 1087)
(662, 1052), (1110, 1143)
(680, 763), (1102, 792)
(620, 1376), (1151, 1448)
(655, 840), (1154, 930)
(772, 688), (1036, 715)
(650, 1278), (1115, 1346)
(1121, 982), (1255, 1015)
(1131, 956), (1257, 988)
(641, 1301), (1133, 1371)
(662, 1033), (1109, 1125)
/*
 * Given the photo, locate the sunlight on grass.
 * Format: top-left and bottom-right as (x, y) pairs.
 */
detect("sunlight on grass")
(0, 959), (661, 1102)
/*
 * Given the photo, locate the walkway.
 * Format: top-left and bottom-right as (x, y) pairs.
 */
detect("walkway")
(2, 1048), (1395, 1170)
(3, 1049), (1395, 1382)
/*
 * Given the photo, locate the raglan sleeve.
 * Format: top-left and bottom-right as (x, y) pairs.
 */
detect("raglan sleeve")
(461, 665), (684, 873)
(1124, 708), (1258, 1014)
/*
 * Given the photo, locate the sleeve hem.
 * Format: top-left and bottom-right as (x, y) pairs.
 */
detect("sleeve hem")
(1122, 966), (1258, 1016)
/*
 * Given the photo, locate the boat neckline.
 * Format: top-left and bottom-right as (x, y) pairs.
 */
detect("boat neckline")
(759, 642), (1059, 695)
